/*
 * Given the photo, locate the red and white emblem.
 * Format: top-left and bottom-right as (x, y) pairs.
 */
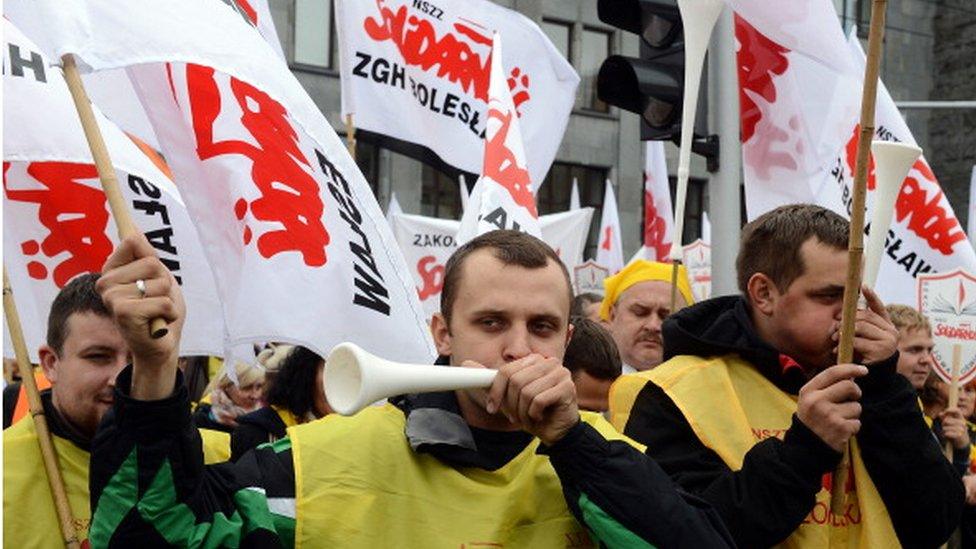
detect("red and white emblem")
(681, 239), (712, 303)
(573, 260), (610, 296)
(917, 268), (976, 385)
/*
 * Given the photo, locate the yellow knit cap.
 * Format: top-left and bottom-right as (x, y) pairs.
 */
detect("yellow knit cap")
(599, 260), (694, 321)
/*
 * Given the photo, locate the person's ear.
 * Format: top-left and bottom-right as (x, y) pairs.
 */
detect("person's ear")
(747, 273), (779, 316)
(430, 313), (452, 357)
(564, 321), (575, 349)
(38, 345), (58, 384)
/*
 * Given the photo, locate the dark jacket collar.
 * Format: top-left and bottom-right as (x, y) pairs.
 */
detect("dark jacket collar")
(390, 355), (532, 470)
(662, 295), (811, 394)
(41, 389), (91, 452)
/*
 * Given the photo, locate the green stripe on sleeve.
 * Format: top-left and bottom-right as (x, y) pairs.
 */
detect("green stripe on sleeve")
(578, 492), (656, 549)
(90, 449), (140, 548)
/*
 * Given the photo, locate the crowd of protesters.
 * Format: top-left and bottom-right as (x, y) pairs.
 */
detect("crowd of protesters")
(3, 204), (974, 547)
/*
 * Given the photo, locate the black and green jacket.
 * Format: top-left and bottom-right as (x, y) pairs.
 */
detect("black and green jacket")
(89, 365), (734, 548)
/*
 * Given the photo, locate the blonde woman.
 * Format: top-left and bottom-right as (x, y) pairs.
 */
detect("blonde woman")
(192, 359), (266, 433)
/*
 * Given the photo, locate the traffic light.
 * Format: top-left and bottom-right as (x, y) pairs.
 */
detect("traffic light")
(596, 0), (717, 165)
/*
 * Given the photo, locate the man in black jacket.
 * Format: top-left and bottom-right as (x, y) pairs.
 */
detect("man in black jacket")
(614, 204), (964, 547)
(87, 230), (734, 547)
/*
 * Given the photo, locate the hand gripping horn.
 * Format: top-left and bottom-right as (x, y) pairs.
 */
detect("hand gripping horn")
(324, 343), (497, 416)
(862, 140), (922, 289)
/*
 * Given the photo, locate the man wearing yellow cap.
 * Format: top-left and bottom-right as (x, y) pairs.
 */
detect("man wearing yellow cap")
(600, 260), (694, 373)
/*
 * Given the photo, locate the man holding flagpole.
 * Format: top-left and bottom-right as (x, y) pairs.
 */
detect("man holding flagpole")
(86, 231), (735, 547)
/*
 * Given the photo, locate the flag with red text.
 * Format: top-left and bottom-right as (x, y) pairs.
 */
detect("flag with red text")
(735, 13), (976, 306)
(633, 141), (673, 262)
(2, 19), (224, 361)
(335, 0), (577, 187)
(596, 181), (624, 274)
(456, 33), (542, 243)
(7, 0), (436, 364)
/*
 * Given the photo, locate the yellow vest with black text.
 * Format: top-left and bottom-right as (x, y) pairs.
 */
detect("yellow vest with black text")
(291, 403), (632, 548)
(3, 416), (91, 548)
(609, 355), (900, 548)
(3, 418), (232, 547)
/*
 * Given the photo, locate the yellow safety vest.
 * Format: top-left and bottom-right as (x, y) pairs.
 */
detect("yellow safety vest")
(3, 415), (231, 548)
(610, 355), (900, 548)
(290, 404), (633, 548)
(3, 416), (91, 548)
(200, 428), (231, 464)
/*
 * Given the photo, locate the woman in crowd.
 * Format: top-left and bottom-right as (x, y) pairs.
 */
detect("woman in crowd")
(230, 345), (332, 461)
(192, 359), (266, 433)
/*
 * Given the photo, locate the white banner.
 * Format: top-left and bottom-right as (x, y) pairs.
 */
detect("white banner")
(457, 33), (542, 243)
(335, 0), (577, 188)
(7, 0), (436, 364)
(391, 210), (593, 322)
(2, 19), (224, 361)
(682, 239), (712, 303)
(736, 15), (976, 306)
(596, 181), (624, 274)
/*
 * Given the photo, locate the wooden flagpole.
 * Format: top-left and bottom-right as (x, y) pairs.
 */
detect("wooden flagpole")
(60, 54), (168, 339)
(831, 0), (889, 515)
(3, 268), (82, 549)
(944, 344), (963, 460)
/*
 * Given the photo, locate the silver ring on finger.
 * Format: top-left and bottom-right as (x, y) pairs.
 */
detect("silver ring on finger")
(136, 279), (147, 299)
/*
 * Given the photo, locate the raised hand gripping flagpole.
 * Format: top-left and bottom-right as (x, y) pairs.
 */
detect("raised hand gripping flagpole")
(832, 0), (889, 516)
(669, 0), (725, 311)
(3, 267), (82, 549)
(60, 54), (168, 338)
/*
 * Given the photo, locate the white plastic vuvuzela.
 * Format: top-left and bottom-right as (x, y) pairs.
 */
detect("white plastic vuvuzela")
(863, 140), (922, 288)
(669, 0), (725, 261)
(324, 342), (498, 416)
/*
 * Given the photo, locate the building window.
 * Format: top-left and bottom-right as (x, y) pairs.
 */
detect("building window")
(538, 162), (609, 259)
(666, 177), (708, 244)
(294, 0), (336, 69)
(540, 19), (572, 62)
(856, 0), (872, 38)
(421, 165), (462, 219)
(579, 28), (611, 112)
(354, 140), (380, 196)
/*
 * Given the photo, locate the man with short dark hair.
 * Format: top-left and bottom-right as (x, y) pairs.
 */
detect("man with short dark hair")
(570, 292), (603, 321)
(612, 204), (963, 547)
(87, 230), (733, 547)
(564, 317), (621, 412)
(4, 273), (128, 546)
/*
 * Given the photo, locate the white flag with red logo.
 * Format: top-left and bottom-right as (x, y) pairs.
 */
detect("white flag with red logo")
(736, 14), (976, 305)
(456, 33), (542, 244)
(334, 0), (577, 187)
(2, 19), (224, 362)
(596, 181), (624, 274)
(392, 209), (593, 322)
(7, 0), (436, 364)
(633, 141), (674, 262)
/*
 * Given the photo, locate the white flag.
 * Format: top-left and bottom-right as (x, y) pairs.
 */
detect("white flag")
(642, 141), (674, 261)
(540, 209), (595, 270)
(702, 211), (712, 245)
(458, 175), (470, 213)
(7, 0), (436, 364)
(735, 13), (976, 306)
(570, 177), (581, 210)
(2, 19), (224, 361)
(456, 33), (542, 244)
(595, 181), (624, 274)
(334, 0), (577, 187)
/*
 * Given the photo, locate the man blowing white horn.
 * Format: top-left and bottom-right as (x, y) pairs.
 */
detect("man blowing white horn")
(86, 230), (734, 547)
